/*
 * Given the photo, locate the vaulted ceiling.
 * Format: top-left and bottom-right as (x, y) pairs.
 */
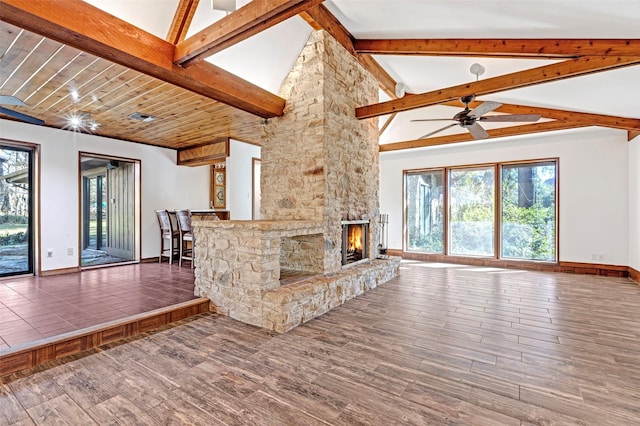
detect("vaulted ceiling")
(1, 0), (639, 151)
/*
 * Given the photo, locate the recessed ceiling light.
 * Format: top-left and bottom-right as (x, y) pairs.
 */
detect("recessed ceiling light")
(128, 112), (157, 122)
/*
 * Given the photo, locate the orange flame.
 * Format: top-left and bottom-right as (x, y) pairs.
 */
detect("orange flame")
(348, 225), (363, 251)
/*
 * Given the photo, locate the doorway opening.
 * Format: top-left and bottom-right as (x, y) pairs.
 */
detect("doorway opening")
(80, 154), (140, 267)
(0, 143), (35, 277)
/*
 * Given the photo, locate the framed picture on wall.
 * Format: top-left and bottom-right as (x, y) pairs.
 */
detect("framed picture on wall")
(212, 168), (226, 209)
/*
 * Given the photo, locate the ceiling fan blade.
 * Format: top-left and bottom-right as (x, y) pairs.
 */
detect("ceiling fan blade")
(0, 95), (27, 106)
(410, 118), (453, 122)
(419, 123), (458, 139)
(479, 114), (541, 123)
(467, 122), (489, 140)
(0, 106), (45, 125)
(469, 101), (502, 118)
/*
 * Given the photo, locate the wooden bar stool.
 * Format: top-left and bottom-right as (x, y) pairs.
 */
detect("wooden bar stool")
(175, 209), (194, 268)
(155, 209), (178, 264)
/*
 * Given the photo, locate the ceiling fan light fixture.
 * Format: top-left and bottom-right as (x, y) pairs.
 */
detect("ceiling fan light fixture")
(211, 0), (236, 13)
(470, 63), (485, 81)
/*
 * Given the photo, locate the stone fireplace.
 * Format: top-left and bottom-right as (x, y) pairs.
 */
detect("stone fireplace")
(342, 220), (369, 266)
(193, 30), (400, 332)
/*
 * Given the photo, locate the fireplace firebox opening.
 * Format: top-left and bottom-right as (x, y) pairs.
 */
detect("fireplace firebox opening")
(341, 220), (369, 266)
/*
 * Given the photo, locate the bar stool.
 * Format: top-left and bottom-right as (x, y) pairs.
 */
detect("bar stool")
(155, 209), (178, 264)
(175, 209), (194, 268)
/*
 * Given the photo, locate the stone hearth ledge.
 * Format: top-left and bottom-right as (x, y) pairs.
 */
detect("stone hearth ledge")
(192, 219), (401, 332)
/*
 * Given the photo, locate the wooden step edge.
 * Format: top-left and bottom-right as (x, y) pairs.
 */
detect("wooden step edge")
(0, 298), (211, 379)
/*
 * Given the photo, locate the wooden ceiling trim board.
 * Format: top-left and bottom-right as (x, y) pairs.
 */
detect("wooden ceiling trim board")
(10, 44), (65, 97)
(0, 0), (286, 118)
(53, 67), (136, 114)
(83, 76), (161, 116)
(629, 130), (640, 141)
(0, 37), (46, 90)
(175, 0), (324, 65)
(167, 0), (200, 45)
(300, 4), (399, 98)
(356, 55), (640, 119)
(443, 100), (640, 131)
(28, 55), (104, 108)
(45, 62), (122, 112)
(21, 50), (85, 105)
(379, 121), (587, 152)
(354, 39), (640, 59)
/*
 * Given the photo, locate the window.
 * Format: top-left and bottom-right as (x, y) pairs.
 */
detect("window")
(404, 159), (557, 263)
(501, 162), (556, 261)
(449, 167), (495, 256)
(404, 169), (444, 253)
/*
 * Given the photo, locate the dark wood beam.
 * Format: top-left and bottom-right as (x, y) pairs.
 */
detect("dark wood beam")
(354, 39), (640, 59)
(0, 0), (285, 118)
(175, 0), (323, 65)
(167, 0), (199, 45)
(379, 121), (587, 152)
(443, 100), (640, 132)
(300, 4), (398, 98)
(357, 56), (640, 119)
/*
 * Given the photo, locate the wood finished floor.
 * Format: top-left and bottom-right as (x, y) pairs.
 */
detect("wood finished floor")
(2, 260), (640, 425)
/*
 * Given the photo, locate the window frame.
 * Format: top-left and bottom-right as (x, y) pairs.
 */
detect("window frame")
(403, 158), (559, 264)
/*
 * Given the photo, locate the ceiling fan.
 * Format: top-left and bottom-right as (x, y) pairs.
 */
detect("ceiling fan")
(411, 95), (540, 140)
(0, 95), (44, 125)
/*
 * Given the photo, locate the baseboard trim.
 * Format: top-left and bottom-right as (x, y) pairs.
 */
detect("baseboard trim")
(39, 266), (81, 277)
(630, 266), (640, 284)
(388, 249), (630, 278)
(0, 298), (210, 379)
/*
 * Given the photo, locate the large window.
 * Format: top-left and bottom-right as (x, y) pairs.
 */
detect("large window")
(501, 162), (556, 261)
(404, 159), (557, 263)
(449, 167), (495, 256)
(405, 170), (444, 253)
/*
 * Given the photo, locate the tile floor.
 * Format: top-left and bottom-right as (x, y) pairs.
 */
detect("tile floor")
(0, 263), (198, 350)
(2, 261), (640, 424)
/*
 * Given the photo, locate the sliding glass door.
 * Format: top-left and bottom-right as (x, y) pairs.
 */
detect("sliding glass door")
(0, 145), (33, 276)
(80, 155), (138, 267)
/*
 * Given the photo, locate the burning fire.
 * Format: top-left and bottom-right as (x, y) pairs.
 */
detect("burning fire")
(348, 225), (363, 252)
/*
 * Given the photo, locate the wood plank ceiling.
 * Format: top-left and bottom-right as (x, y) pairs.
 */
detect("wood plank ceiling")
(0, 0), (639, 151)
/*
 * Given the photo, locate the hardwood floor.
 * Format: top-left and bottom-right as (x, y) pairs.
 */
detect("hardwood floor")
(2, 260), (640, 425)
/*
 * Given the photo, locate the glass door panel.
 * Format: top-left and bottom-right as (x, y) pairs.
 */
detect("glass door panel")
(0, 146), (33, 276)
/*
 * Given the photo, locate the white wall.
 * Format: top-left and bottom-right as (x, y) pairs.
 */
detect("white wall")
(380, 127), (630, 265)
(0, 119), (209, 272)
(226, 139), (260, 220)
(629, 135), (640, 272)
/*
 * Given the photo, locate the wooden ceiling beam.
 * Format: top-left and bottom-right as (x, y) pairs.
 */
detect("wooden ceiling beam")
(379, 121), (587, 152)
(354, 39), (640, 59)
(443, 100), (640, 131)
(175, 0), (324, 65)
(301, 4), (356, 55)
(300, 4), (398, 98)
(356, 56), (640, 119)
(629, 130), (640, 141)
(0, 0), (285, 118)
(167, 0), (200, 45)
